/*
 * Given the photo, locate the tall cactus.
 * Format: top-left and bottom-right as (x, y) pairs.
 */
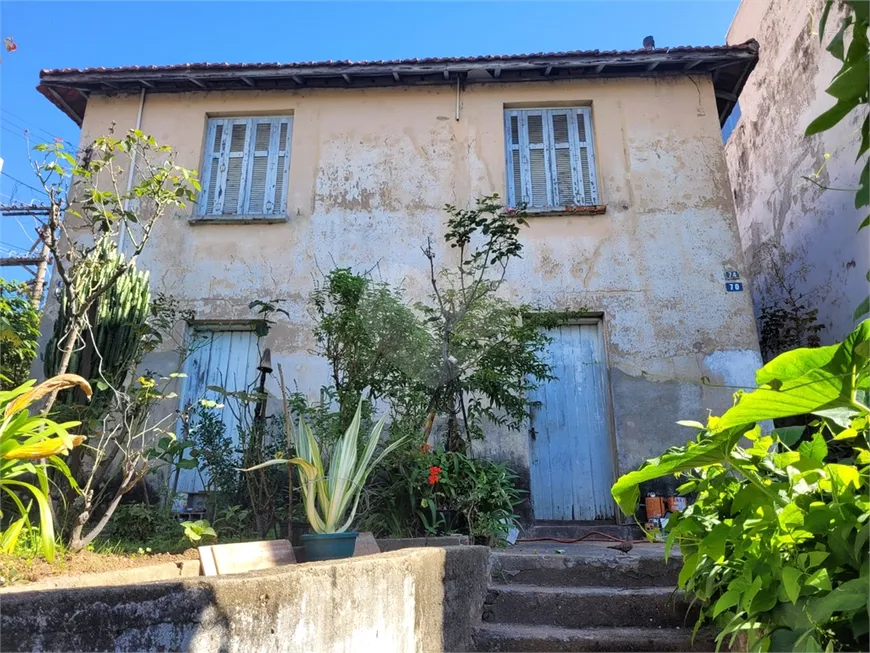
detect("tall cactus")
(44, 238), (151, 404)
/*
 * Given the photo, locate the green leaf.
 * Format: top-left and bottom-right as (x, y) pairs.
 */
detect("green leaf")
(806, 98), (860, 136)
(856, 159), (869, 208)
(825, 463), (860, 490)
(782, 566), (802, 604)
(819, 0), (834, 40)
(756, 344), (837, 385)
(742, 576), (763, 613)
(700, 522), (730, 562)
(799, 432), (829, 463)
(713, 589), (740, 617)
(750, 587), (778, 614)
(847, 0), (870, 23)
(779, 503), (806, 529)
(719, 321), (869, 428)
(677, 420), (705, 429)
(859, 215), (870, 231)
(855, 295), (870, 321)
(826, 15), (852, 60)
(859, 116), (869, 160)
(806, 567), (833, 592)
(827, 58), (869, 101)
(774, 451), (803, 469)
(610, 426), (743, 514)
(774, 426), (805, 447)
(808, 577), (870, 622)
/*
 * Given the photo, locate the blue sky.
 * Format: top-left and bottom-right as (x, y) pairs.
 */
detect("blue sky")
(0, 0), (739, 280)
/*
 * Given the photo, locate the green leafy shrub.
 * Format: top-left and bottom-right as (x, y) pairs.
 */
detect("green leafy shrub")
(212, 505), (252, 540)
(0, 280), (40, 391)
(106, 502), (181, 544)
(362, 441), (524, 544)
(611, 321), (869, 652)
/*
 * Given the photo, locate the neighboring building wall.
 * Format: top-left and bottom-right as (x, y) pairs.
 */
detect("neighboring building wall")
(41, 74), (760, 506)
(725, 0), (870, 345)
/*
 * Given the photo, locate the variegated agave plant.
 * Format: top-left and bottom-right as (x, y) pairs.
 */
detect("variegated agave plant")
(246, 401), (406, 533)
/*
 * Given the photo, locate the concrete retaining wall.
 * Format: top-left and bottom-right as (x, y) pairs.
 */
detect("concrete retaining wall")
(1, 546), (490, 653)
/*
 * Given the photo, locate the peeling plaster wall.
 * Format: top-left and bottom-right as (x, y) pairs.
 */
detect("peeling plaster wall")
(53, 75), (759, 496)
(725, 0), (870, 344)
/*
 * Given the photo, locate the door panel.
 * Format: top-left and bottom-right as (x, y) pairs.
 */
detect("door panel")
(528, 322), (615, 520)
(175, 328), (259, 494)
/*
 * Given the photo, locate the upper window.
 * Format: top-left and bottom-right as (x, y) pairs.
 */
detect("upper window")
(504, 108), (599, 210)
(198, 116), (293, 218)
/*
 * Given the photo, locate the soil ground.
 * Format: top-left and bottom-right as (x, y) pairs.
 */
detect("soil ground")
(0, 548), (198, 587)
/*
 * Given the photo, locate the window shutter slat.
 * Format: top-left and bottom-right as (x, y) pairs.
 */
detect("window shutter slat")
(555, 148), (575, 206)
(211, 119), (232, 215)
(204, 158), (220, 214)
(510, 151), (522, 206)
(223, 158), (244, 214)
(263, 118), (282, 214)
(246, 121), (272, 214)
(277, 119), (292, 213)
(510, 115), (520, 145)
(576, 110), (599, 205)
(221, 121), (248, 214)
(200, 121), (220, 215)
(529, 150), (548, 207)
(551, 113), (570, 145)
(229, 123), (247, 152)
(527, 114), (544, 145)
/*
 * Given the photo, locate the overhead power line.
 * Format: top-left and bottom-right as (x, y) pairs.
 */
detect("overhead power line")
(0, 171), (50, 197)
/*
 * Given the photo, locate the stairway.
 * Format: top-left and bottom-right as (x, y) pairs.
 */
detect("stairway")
(473, 542), (713, 652)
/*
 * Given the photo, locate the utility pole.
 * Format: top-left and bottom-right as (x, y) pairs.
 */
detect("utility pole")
(0, 203), (53, 309)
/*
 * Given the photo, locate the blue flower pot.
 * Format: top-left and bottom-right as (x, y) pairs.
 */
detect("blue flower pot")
(301, 531), (358, 561)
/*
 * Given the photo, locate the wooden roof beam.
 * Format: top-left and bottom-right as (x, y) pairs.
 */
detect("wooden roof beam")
(44, 86), (83, 124)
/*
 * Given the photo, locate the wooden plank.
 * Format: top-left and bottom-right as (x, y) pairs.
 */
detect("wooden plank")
(198, 540), (296, 576)
(198, 547), (217, 576)
(0, 256), (47, 267)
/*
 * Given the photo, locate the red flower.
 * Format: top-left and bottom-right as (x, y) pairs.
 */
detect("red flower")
(427, 465), (442, 485)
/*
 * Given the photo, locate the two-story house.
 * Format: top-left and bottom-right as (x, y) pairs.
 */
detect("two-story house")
(38, 41), (761, 526)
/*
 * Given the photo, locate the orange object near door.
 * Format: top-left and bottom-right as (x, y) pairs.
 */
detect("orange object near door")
(645, 496), (665, 519)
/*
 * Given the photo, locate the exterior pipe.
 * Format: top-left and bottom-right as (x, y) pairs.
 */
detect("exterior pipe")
(455, 76), (460, 121)
(119, 87), (146, 254)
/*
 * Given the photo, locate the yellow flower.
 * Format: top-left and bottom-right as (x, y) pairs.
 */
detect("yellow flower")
(3, 435), (86, 460)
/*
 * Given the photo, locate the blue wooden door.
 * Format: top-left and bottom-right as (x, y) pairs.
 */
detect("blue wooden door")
(528, 322), (616, 520)
(175, 328), (260, 494)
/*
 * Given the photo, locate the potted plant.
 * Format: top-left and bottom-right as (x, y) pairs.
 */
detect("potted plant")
(246, 401), (405, 561)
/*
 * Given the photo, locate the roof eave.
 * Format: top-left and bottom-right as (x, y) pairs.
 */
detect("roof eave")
(38, 42), (759, 127)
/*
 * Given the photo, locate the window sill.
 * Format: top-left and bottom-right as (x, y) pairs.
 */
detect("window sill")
(188, 214), (289, 225)
(523, 205), (607, 217)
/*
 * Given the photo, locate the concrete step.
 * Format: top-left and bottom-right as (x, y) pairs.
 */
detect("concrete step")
(482, 584), (697, 629)
(525, 522), (643, 541)
(491, 543), (681, 588)
(473, 623), (713, 652)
